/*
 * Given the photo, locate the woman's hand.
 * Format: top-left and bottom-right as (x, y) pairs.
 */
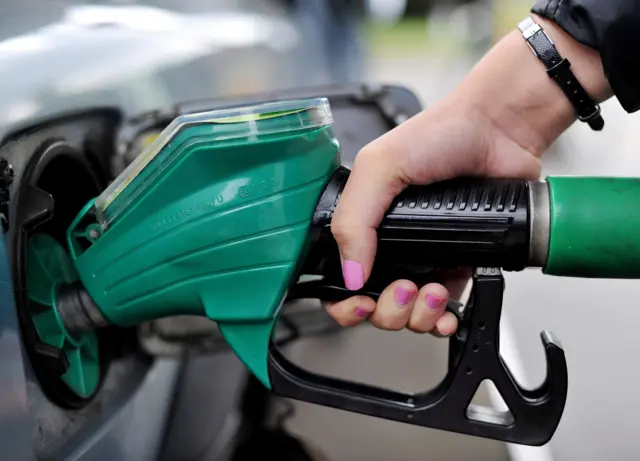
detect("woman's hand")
(325, 16), (612, 335)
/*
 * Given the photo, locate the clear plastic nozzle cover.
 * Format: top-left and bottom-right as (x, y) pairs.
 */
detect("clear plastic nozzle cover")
(94, 98), (333, 229)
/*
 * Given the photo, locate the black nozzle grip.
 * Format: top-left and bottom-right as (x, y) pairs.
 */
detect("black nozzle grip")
(305, 166), (531, 278)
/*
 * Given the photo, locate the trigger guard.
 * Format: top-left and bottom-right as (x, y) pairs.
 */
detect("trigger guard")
(273, 268), (568, 446)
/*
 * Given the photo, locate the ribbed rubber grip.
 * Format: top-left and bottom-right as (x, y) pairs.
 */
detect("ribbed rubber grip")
(304, 167), (531, 279)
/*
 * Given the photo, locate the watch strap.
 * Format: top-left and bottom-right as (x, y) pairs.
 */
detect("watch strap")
(518, 16), (604, 131)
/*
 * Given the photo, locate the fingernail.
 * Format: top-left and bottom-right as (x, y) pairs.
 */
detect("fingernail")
(426, 293), (446, 310)
(355, 307), (370, 318)
(343, 260), (364, 291)
(394, 286), (414, 307)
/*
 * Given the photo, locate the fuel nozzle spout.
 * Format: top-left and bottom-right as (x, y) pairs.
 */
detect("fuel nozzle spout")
(56, 282), (110, 334)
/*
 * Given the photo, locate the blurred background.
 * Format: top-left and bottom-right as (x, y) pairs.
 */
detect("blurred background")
(269, 1), (640, 461)
(3, 1), (640, 461)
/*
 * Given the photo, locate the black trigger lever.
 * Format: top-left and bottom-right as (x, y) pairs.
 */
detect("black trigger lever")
(286, 277), (463, 319)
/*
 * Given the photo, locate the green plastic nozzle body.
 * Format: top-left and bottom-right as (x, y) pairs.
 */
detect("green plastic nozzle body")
(67, 102), (341, 387)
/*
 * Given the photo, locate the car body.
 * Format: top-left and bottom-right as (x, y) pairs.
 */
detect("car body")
(0, 2), (318, 460)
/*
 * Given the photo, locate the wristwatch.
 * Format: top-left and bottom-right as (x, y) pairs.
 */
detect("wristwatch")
(518, 16), (604, 131)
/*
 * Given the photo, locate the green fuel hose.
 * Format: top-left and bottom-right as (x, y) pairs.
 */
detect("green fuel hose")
(545, 176), (640, 278)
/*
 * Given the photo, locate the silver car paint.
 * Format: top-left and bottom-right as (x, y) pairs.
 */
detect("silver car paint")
(0, 2), (311, 460)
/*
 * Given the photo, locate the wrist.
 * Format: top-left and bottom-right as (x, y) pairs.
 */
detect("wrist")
(451, 15), (612, 157)
(535, 15), (612, 103)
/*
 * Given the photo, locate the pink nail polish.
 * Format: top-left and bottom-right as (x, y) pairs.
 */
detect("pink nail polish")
(395, 286), (414, 306)
(343, 260), (364, 291)
(355, 307), (370, 318)
(426, 293), (446, 310)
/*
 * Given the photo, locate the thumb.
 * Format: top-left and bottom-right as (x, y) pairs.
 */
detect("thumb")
(331, 143), (407, 290)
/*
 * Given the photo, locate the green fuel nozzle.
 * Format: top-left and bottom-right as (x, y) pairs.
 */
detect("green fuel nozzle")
(50, 97), (640, 447)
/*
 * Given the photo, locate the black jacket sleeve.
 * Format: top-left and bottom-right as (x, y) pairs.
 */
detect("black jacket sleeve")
(532, 0), (640, 113)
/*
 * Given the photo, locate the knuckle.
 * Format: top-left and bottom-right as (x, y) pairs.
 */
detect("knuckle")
(330, 221), (352, 245)
(325, 304), (350, 327)
(356, 140), (389, 162)
(407, 317), (433, 334)
(371, 314), (404, 331)
(354, 144), (378, 165)
(352, 143), (390, 176)
(332, 314), (354, 328)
